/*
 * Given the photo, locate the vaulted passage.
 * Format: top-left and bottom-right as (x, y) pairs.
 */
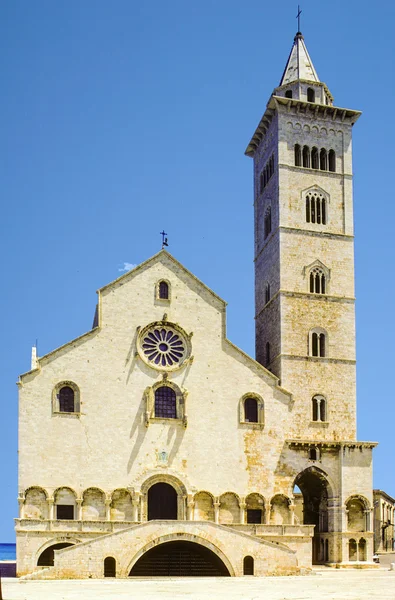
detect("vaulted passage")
(148, 482), (178, 520)
(129, 541), (231, 577)
(37, 543), (74, 566)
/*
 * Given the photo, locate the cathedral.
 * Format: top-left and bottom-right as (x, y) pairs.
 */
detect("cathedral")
(16, 30), (377, 578)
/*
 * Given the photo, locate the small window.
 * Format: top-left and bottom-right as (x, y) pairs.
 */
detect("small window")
(309, 268), (326, 294)
(154, 386), (176, 419)
(56, 505), (74, 520)
(309, 448), (318, 461)
(307, 87), (315, 103)
(305, 193), (327, 225)
(302, 145), (310, 168)
(158, 281), (169, 300)
(311, 331), (326, 358)
(59, 386), (75, 413)
(244, 398), (258, 423)
(320, 148), (327, 171)
(104, 556), (116, 577)
(265, 283), (271, 304)
(311, 147), (319, 170)
(294, 144), (301, 167)
(285, 90), (293, 99)
(243, 555), (254, 575)
(264, 207), (272, 238)
(328, 149), (336, 172)
(312, 395), (326, 422)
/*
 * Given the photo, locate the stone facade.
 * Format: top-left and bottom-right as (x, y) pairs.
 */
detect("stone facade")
(16, 31), (377, 578)
(373, 490), (395, 554)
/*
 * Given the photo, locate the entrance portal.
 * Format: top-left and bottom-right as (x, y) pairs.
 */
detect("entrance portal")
(129, 541), (231, 576)
(148, 482), (178, 520)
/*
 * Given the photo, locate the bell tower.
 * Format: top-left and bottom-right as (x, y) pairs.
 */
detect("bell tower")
(246, 31), (361, 439)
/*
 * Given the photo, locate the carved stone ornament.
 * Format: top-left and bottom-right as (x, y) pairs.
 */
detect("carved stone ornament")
(137, 322), (191, 371)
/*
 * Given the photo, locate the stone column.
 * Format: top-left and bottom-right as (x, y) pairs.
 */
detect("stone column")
(239, 500), (246, 525)
(105, 498), (111, 521)
(132, 494), (140, 522)
(76, 499), (82, 521)
(48, 497), (55, 521)
(289, 503), (295, 525)
(264, 502), (271, 525)
(214, 499), (220, 524)
(187, 498), (195, 521)
(365, 508), (373, 532)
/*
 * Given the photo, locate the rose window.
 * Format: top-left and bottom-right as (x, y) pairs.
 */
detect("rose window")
(140, 326), (188, 368)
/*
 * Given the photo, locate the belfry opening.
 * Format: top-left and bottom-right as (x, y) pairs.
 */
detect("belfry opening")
(129, 541), (231, 577)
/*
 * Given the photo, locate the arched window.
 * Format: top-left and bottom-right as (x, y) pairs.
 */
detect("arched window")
(305, 193), (327, 225)
(358, 538), (367, 561)
(285, 90), (293, 99)
(302, 145), (310, 168)
(310, 329), (327, 358)
(320, 148), (327, 170)
(104, 556), (116, 577)
(349, 539), (357, 561)
(154, 386), (176, 419)
(59, 386), (74, 413)
(158, 281), (169, 300)
(244, 398), (258, 423)
(312, 395), (326, 422)
(243, 556), (254, 575)
(265, 283), (271, 304)
(328, 149), (336, 172)
(294, 144), (301, 166)
(311, 147), (319, 170)
(264, 207), (272, 238)
(266, 341), (271, 366)
(307, 87), (315, 103)
(309, 268), (326, 294)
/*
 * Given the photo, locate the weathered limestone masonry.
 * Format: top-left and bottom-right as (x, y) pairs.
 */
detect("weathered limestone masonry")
(16, 30), (376, 579)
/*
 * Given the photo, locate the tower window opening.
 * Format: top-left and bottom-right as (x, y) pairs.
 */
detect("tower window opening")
(285, 90), (293, 99)
(328, 149), (336, 172)
(264, 207), (272, 239)
(154, 386), (177, 419)
(307, 87), (315, 103)
(295, 144), (301, 167)
(310, 268), (326, 294)
(259, 154), (274, 193)
(310, 330), (327, 358)
(311, 147), (319, 170)
(305, 194), (327, 225)
(320, 148), (327, 171)
(259, 172), (264, 193)
(302, 146), (310, 168)
(312, 395), (326, 422)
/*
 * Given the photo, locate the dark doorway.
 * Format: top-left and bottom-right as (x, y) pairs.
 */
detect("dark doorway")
(37, 543), (74, 566)
(243, 555), (254, 575)
(148, 482), (178, 520)
(129, 541), (231, 577)
(294, 468), (329, 564)
(104, 556), (116, 577)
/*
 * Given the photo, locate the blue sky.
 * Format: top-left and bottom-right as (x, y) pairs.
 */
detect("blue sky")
(1, 1), (394, 542)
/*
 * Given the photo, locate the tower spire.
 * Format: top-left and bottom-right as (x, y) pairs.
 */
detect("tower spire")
(279, 30), (320, 86)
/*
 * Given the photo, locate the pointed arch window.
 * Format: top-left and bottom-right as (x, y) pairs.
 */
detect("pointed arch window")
(312, 395), (327, 422)
(305, 192), (327, 225)
(309, 268), (326, 294)
(294, 144), (301, 167)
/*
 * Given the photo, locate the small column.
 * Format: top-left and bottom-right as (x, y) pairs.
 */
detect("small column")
(365, 508), (372, 532)
(132, 493), (140, 522)
(264, 502), (271, 525)
(48, 497), (55, 521)
(187, 497), (195, 521)
(105, 498), (111, 521)
(289, 503), (296, 525)
(239, 500), (246, 525)
(18, 496), (25, 519)
(76, 499), (82, 521)
(214, 499), (220, 524)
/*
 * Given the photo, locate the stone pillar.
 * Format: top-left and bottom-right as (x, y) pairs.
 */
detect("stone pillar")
(289, 503), (295, 525)
(105, 498), (111, 521)
(76, 499), (82, 521)
(214, 499), (220, 524)
(187, 498), (195, 521)
(365, 509), (373, 532)
(132, 494), (140, 522)
(264, 502), (271, 525)
(48, 497), (55, 521)
(239, 500), (246, 525)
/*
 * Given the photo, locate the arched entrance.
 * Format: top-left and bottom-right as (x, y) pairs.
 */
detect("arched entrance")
(37, 543), (74, 566)
(294, 467), (331, 564)
(148, 482), (177, 520)
(129, 541), (231, 576)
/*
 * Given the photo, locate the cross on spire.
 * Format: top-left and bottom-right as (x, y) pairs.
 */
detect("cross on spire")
(296, 5), (302, 33)
(160, 230), (169, 249)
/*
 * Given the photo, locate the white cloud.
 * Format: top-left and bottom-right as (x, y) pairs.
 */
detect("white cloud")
(118, 262), (137, 272)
